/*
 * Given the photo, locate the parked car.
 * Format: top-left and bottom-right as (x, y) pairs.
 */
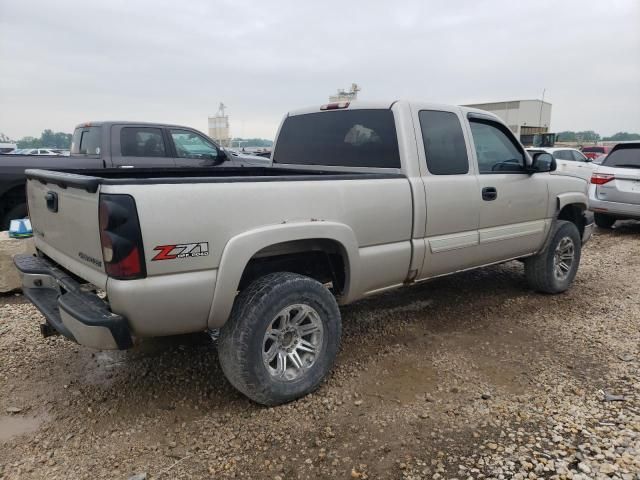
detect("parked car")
(0, 121), (269, 229)
(23, 148), (63, 156)
(50, 149), (71, 156)
(589, 142), (640, 228)
(0, 143), (18, 153)
(526, 147), (596, 182)
(15, 100), (593, 405)
(582, 145), (612, 161)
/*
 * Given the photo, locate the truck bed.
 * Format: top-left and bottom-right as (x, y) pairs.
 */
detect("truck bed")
(26, 167), (404, 192)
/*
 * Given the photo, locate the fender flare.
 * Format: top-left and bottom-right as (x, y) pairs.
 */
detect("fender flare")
(556, 192), (588, 212)
(207, 221), (360, 328)
(539, 193), (589, 253)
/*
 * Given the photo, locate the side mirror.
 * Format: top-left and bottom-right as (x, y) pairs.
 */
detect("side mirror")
(529, 152), (556, 173)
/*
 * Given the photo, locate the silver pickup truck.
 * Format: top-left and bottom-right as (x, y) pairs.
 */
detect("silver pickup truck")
(15, 101), (594, 405)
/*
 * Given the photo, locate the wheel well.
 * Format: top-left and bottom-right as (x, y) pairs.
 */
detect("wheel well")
(0, 185), (27, 224)
(557, 203), (585, 237)
(1, 184), (26, 207)
(239, 239), (347, 296)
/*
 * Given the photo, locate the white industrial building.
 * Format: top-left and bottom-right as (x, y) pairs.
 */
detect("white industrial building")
(208, 103), (231, 147)
(462, 99), (552, 138)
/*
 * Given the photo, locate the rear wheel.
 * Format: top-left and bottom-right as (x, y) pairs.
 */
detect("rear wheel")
(218, 272), (341, 406)
(594, 213), (616, 229)
(525, 220), (581, 294)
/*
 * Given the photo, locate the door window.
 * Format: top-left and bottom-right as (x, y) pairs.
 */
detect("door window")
(170, 130), (220, 160)
(469, 119), (525, 174)
(553, 150), (574, 161)
(571, 150), (588, 162)
(120, 127), (167, 157)
(419, 110), (469, 175)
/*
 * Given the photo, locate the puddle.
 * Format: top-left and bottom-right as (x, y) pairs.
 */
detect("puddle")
(0, 413), (49, 442)
(362, 357), (438, 404)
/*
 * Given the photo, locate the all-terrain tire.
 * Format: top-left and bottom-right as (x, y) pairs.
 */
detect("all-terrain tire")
(218, 272), (341, 406)
(524, 220), (581, 294)
(594, 213), (616, 229)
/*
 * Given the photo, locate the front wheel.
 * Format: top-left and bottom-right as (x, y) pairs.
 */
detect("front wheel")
(218, 272), (341, 406)
(524, 220), (581, 294)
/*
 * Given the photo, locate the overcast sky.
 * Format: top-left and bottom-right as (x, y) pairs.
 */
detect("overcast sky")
(1, 0), (638, 140)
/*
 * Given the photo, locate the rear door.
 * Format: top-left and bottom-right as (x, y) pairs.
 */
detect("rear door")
(413, 107), (481, 278)
(26, 177), (107, 289)
(596, 145), (640, 205)
(110, 125), (176, 168)
(468, 115), (549, 262)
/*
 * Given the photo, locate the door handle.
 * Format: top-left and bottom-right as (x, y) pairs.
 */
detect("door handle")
(482, 187), (497, 201)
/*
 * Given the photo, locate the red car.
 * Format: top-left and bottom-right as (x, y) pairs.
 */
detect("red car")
(582, 145), (612, 161)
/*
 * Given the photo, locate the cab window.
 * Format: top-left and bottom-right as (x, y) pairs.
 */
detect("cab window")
(469, 119), (525, 173)
(170, 130), (220, 160)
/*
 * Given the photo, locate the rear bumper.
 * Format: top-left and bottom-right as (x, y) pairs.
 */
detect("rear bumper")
(13, 254), (132, 350)
(589, 197), (640, 219)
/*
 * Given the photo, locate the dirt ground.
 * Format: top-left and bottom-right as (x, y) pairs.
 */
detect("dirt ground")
(1, 224), (639, 480)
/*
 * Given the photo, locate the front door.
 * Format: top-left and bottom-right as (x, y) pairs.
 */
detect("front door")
(468, 116), (549, 263)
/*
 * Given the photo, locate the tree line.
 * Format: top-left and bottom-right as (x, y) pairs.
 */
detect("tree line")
(1, 131), (275, 150)
(556, 130), (640, 142)
(11, 130), (73, 149)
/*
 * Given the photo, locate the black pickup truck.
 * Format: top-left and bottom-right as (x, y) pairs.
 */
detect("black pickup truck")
(0, 121), (268, 229)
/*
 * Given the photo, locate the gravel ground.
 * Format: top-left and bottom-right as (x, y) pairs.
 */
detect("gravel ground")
(0, 224), (639, 480)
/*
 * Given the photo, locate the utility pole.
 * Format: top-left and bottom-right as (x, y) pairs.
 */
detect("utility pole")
(538, 88), (546, 131)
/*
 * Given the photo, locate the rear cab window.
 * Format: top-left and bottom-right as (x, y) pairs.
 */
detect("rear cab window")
(71, 126), (102, 155)
(273, 109), (400, 168)
(602, 145), (640, 168)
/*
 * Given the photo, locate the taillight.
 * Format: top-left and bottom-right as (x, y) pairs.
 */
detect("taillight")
(98, 194), (146, 280)
(590, 173), (615, 185)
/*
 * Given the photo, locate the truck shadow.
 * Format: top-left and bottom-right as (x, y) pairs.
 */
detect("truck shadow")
(67, 260), (533, 411)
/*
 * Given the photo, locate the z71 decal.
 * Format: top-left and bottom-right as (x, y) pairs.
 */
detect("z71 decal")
(152, 242), (209, 261)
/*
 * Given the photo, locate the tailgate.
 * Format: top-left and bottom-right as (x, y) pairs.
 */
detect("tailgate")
(596, 167), (640, 205)
(26, 170), (107, 289)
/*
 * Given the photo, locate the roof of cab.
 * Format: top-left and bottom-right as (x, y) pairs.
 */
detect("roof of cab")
(286, 100), (503, 122)
(73, 121), (193, 130)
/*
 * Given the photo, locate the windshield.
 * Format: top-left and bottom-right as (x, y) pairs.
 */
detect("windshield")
(602, 145), (640, 168)
(71, 126), (102, 155)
